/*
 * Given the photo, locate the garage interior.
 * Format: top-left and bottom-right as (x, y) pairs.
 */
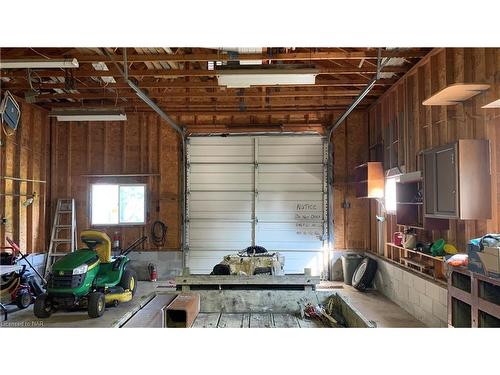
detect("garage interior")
(1, 46), (499, 329)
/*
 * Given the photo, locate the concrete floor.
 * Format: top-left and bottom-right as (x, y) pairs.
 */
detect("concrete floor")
(1, 280), (426, 328)
(0, 281), (174, 328)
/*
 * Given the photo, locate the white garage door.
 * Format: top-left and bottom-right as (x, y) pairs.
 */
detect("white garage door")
(186, 135), (328, 276)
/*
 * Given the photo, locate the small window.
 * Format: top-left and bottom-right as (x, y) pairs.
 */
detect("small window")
(91, 184), (146, 225)
(385, 176), (398, 214)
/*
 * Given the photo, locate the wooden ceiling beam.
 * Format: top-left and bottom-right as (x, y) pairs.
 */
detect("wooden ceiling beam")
(42, 107), (366, 116)
(33, 88), (384, 100)
(42, 99), (373, 111)
(36, 50), (427, 63)
(1, 65), (409, 79)
(2, 78), (397, 90)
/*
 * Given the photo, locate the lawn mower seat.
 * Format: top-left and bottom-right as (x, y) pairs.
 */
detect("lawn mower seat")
(80, 230), (112, 263)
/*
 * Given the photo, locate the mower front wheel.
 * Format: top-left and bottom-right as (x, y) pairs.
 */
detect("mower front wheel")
(119, 269), (137, 296)
(16, 289), (32, 309)
(88, 292), (106, 318)
(33, 293), (52, 318)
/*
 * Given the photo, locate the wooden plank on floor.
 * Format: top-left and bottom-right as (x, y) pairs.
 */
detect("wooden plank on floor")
(272, 313), (300, 328)
(218, 313), (247, 328)
(175, 274), (320, 286)
(192, 312), (221, 328)
(249, 313), (272, 328)
(123, 310), (162, 328)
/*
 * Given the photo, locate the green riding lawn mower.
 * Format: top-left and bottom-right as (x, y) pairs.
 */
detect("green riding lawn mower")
(35, 230), (146, 319)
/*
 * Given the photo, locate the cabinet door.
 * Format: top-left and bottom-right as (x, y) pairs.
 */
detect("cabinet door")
(424, 152), (436, 215)
(435, 146), (458, 216)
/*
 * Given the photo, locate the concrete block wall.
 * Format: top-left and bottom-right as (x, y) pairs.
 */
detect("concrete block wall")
(368, 254), (448, 327)
(128, 251), (183, 280)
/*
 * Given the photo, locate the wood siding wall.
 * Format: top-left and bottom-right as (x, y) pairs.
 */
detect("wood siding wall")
(368, 48), (500, 252)
(331, 110), (370, 251)
(0, 99), (50, 253)
(49, 114), (182, 251)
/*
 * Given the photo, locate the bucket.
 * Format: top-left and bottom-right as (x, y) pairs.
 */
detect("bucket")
(341, 253), (364, 285)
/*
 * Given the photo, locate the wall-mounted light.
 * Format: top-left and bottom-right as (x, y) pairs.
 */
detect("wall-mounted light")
(23, 192), (38, 207)
(0, 192), (38, 207)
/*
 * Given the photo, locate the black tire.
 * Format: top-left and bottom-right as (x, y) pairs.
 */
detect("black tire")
(352, 257), (378, 291)
(245, 246), (267, 255)
(88, 292), (105, 318)
(33, 293), (52, 318)
(16, 289), (32, 309)
(212, 263), (231, 275)
(119, 269), (137, 296)
(253, 267), (272, 275)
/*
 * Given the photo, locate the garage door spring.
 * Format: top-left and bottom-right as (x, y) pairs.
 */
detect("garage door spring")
(151, 221), (168, 247)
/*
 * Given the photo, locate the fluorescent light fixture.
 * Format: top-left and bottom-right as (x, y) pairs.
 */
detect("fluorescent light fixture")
(217, 68), (318, 88)
(50, 110), (127, 122)
(482, 99), (500, 109)
(0, 58), (79, 69)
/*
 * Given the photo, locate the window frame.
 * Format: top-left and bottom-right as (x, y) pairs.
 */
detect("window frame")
(90, 183), (147, 226)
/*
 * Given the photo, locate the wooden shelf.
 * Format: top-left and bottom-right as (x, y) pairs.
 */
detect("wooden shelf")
(354, 162), (384, 199)
(423, 83), (490, 106)
(385, 242), (447, 283)
(386, 242), (445, 262)
(397, 224), (425, 231)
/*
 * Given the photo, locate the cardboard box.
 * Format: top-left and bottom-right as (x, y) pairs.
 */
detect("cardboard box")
(468, 237), (500, 279)
(478, 247), (500, 275)
(163, 293), (200, 328)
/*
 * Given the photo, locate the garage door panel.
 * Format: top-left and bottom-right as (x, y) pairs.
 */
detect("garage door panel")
(257, 183), (323, 192)
(190, 191), (254, 201)
(258, 136), (324, 146)
(259, 172), (323, 185)
(189, 238), (250, 250)
(189, 224), (252, 242)
(187, 135), (327, 276)
(256, 200), (322, 213)
(258, 164), (323, 173)
(189, 137), (252, 146)
(258, 191), (323, 201)
(258, 224), (323, 242)
(190, 211), (253, 220)
(189, 183), (254, 192)
(258, 213), (323, 221)
(190, 164), (254, 173)
(191, 200), (253, 213)
(190, 172), (254, 185)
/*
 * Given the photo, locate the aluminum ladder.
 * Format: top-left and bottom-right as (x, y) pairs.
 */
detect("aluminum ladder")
(44, 198), (77, 277)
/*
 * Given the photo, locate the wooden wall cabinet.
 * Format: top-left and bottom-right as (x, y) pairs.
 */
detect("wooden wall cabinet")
(354, 162), (384, 198)
(423, 139), (491, 220)
(396, 173), (449, 230)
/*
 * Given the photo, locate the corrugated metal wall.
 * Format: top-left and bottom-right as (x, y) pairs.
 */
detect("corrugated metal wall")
(186, 135), (327, 275)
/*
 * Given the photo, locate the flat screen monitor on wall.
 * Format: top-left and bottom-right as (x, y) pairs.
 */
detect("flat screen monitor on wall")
(0, 91), (21, 132)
